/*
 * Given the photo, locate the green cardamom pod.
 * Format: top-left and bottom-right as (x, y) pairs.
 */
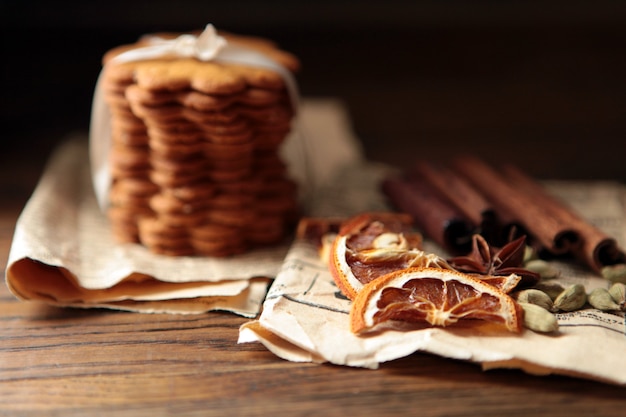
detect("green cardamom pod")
(587, 287), (621, 311)
(519, 302), (559, 333)
(552, 284), (587, 312)
(515, 289), (553, 311)
(533, 282), (565, 301)
(523, 259), (559, 280)
(601, 264), (626, 284)
(608, 282), (626, 310)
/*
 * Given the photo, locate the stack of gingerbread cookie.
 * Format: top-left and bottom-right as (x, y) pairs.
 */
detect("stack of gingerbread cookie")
(99, 30), (301, 256)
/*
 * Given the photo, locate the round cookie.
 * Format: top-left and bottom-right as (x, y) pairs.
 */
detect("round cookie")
(149, 192), (211, 215)
(163, 182), (217, 202)
(205, 208), (256, 228)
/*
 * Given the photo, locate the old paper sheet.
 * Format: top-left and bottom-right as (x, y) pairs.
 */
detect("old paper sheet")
(5, 139), (278, 316)
(5, 98), (364, 316)
(240, 163), (626, 385)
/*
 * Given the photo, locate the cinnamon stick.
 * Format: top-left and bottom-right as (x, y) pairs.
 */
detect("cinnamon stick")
(452, 155), (580, 256)
(501, 164), (626, 272)
(408, 161), (501, 245)
(381, 176), (473, 254)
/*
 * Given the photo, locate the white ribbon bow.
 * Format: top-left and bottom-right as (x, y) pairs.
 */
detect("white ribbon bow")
(113, 24), (228, 63)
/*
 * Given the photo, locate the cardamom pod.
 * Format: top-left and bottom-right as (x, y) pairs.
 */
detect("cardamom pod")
(519, 302), (559, 333)
(533, 282), (565, 301)
(515, 289), (553, 311)
(601, 264), (626, 284)
(608, 282), (626, 310)
(552, 284), (587, 312)
(587, 287), (621, 311)
(523, 245), (537, 263)
(523, 259), (559, 280)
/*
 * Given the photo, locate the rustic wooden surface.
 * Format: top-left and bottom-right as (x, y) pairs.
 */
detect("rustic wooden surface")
(2, 4), (626, 413)
(1, 150), (625, 417)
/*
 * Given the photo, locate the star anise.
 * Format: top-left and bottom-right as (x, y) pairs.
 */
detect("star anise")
(448, 234), (540, 289)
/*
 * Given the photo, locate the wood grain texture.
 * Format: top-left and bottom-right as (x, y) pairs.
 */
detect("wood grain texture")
(1, 165), (625, 416)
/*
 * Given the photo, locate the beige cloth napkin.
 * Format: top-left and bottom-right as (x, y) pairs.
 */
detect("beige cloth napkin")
(5, 98), (364, 316)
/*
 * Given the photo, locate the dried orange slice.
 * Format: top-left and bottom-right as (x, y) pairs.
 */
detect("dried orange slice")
(350, 267), (523, 334)
(328, 212), (451, 300)
(474, 274), (521, 294)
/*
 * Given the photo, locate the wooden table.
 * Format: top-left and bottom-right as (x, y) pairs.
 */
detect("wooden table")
(1, 148), (625, 417)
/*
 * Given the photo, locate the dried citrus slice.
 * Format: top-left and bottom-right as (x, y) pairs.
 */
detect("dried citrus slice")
(474, 274), (521, 294)
(328, 212), (451, 300)
(350, 267), (523, 334)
